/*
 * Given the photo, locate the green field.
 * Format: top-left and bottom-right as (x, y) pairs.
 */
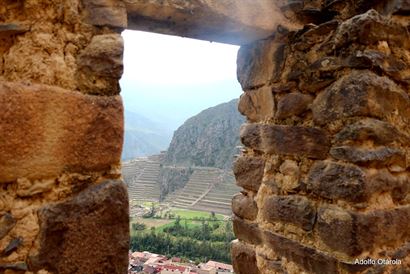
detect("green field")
(170, 208), (225, 220)
(130, 207), (227, 235)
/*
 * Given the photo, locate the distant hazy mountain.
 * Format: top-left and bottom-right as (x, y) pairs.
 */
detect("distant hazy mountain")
(164, 99), (245, 169)
(122, 110), (173, 160)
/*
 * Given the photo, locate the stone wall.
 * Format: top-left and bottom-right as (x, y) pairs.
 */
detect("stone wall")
(0, 1), (129, 273)
(232, 1), (410, 274)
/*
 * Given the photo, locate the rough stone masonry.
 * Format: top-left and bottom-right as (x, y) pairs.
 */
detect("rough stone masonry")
(233, 1), (410, 274)
(0, 0), (409, 274)
(0, 1), (128, 273)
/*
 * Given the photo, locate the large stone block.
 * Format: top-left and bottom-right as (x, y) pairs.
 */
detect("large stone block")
(232, 215), (262, 245)
(76, 34), (124, 95)
(333, 9), (409, 49)
(276, 92), (313, 119)
(263, 231), (352, 274)
(317, 205), (410, 256)
(263, 195), (316, 231)
(240, 123), (330, 159)
(82, 0), (127, 28)
(126, 0), (296, 45)
(238, 86), (275, 122)
(316, 205), (358, 256)
(232, 193), (258, 221)
(29, 180), (129, 274)
(233, 156), (265, 192)
(307, 161), (367, 203)
(312, 70), (410, 125)
(237, 38), (286, 90)
(231, 240), (260, 274)
(263, 229), (373, 273)
(355, 206), (410, 254)
(334, 118), (407, 145)
(330, 146), (406, 168)
(0, 81), (123, 182)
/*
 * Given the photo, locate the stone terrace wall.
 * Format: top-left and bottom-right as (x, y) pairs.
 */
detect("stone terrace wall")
(232, 1), (410, 274)
(0, 1), (128, 273)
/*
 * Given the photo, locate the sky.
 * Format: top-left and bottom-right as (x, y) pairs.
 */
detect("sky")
(120, 30), (243, 130)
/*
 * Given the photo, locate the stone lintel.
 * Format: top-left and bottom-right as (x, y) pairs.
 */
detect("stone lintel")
(125, 0), (297, 45)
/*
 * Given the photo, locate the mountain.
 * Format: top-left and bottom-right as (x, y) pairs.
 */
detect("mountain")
(122, 110), (173, 160)
(164, 99), (245, 169)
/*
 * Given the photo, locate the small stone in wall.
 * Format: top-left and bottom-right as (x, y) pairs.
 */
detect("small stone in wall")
(238, 86), (275, 122)
(0, 262), (28, 272)
(76, 34), (124, 95)
(307, 161), (367, 203)
(232, 193), (258, 221)
(82, 0), (127, 28)
(277, 160), (300, 191)
(233, 156), (265, 192)
(263, 195), (316, 231)
(312, 70), (410, 125)
(330, 146), (406, 168)
(16, 178), (55, 197)
(232, 215), (263, 245)
(240, 124), (330, 159)
(0, 23), (29, 36)
(231, 240), (260, 274)
(332, 9), (408, 49)
(1, 237), (23, 257)
(334, 118), (406, 145)
(0, 213), (16, 240)
(276, 92), (313, 119)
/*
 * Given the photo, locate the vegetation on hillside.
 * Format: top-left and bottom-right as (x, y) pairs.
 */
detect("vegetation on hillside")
(130, 210), (234, 263)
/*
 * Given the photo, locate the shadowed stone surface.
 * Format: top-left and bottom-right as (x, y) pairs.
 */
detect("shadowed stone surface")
(276, 92), (313, 119)
(263, 195), (317, 231)
(334, 118), (407, 145)
(83, 0), (127, 28)
(307, 161), (367, 203)
(317, 205), (410, 256)
(76, 34), (124, 95)
(237, 38), (286, 89)
(232, 193), (258, 221)
(233, 156), (265, 192)
(238, 86), (275, 122)
(0, 81), (123, 182)
(312, 70), (410, 125)
(263, 230), (340, 274)
(240, 123), (330, 159)
(231, 240), (260, 274)
(330, 146), (406, 168)
(0, 213), (16, 240)
(29, 180), (129, 274)
(232, 215), (262, 245)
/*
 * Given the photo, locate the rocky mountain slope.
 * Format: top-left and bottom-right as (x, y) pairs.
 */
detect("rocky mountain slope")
(122, 110), (173, 160)
(164, 99), (245, 169)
